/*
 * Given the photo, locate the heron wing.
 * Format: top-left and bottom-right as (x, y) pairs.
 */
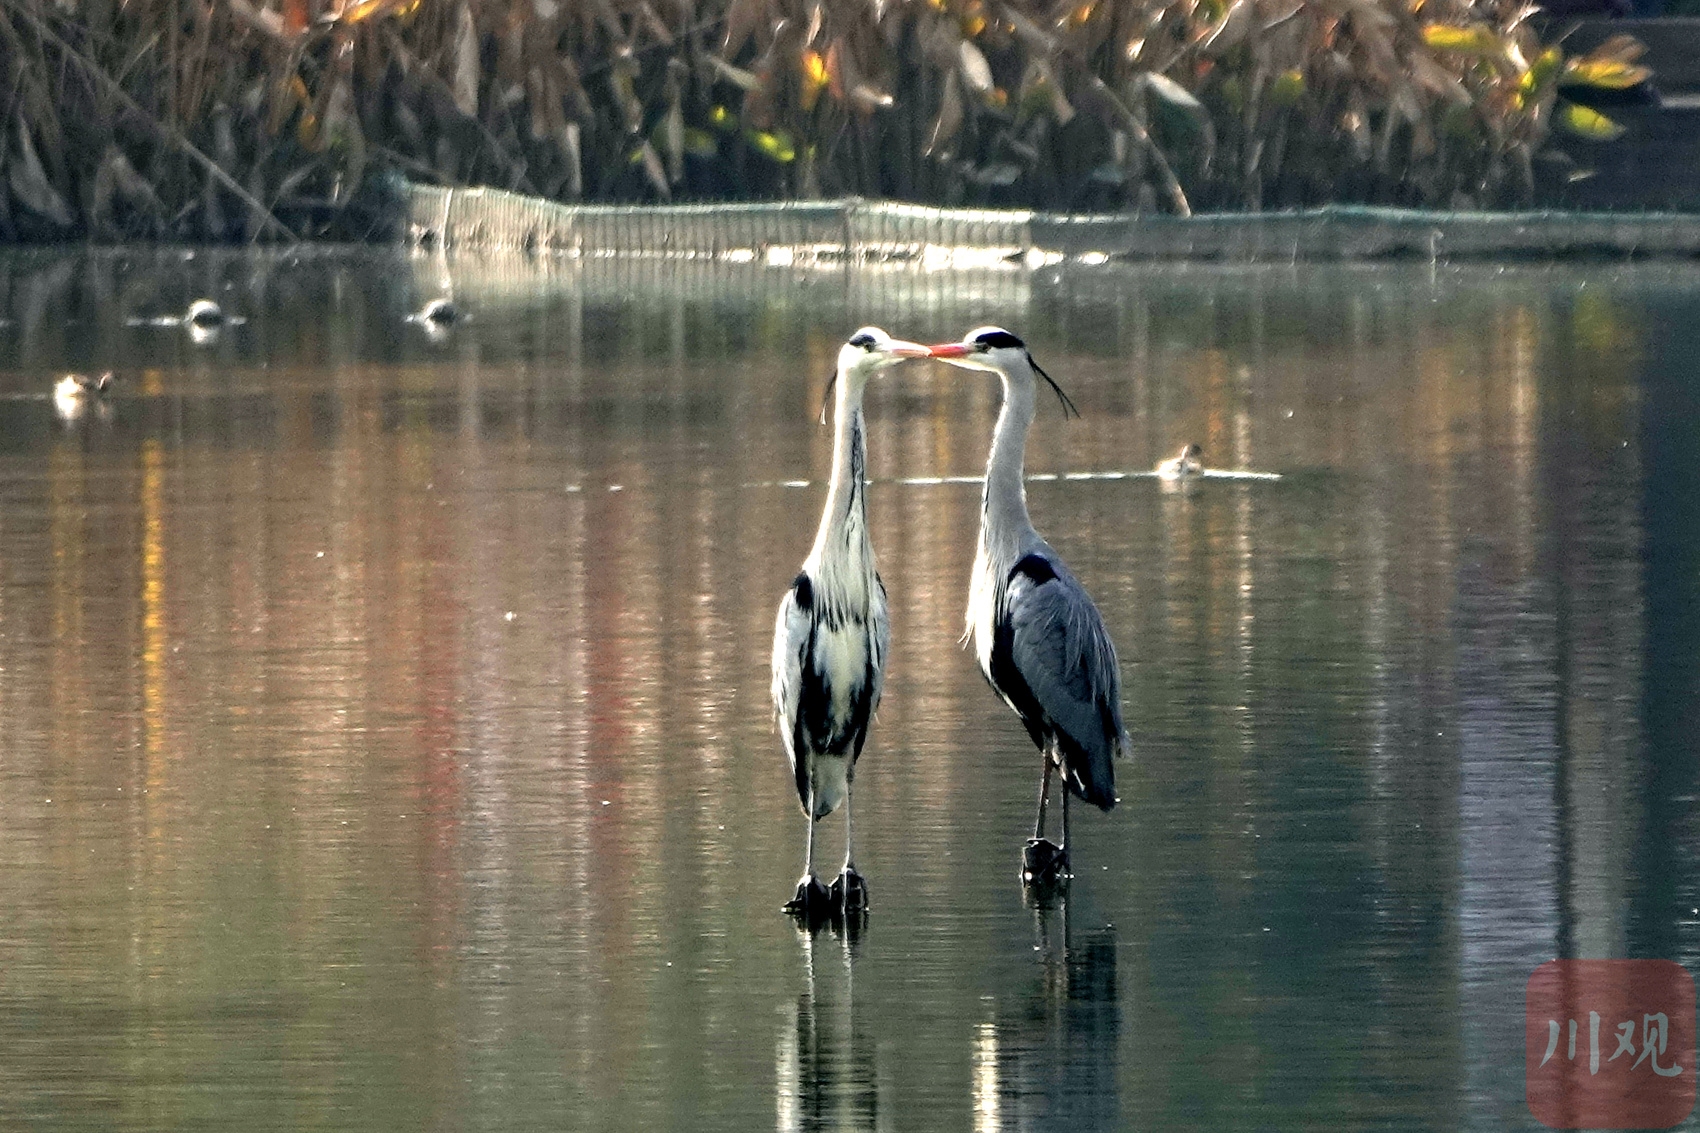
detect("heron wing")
(868, 572), (890, 720)
(771, 573), (813, 779)
(1002, 552), (1125, 809)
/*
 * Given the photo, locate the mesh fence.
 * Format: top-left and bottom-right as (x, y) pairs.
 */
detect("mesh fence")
(405, 183), (1700, 263)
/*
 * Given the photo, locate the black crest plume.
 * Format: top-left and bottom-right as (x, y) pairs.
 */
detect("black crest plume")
(818, 372), (836, 425)
(1028, 354), (1079, 419)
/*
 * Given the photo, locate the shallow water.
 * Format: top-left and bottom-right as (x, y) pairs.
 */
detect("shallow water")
(0, 246), (1694, 1132)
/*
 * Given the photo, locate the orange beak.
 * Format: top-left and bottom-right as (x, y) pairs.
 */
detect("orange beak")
(926, 342), (973, 357)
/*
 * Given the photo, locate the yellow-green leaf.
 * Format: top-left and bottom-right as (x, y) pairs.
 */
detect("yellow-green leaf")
(1563, 58), (1652, 90)
(1521, 46), (1562, 94)
(683, 128), (718, 158)
(801, 50), (829, 90)
(1557, 100), (1626, 142)
(1420, 24), (1500, 55)
(746, 129), (796, 162)
(1270, 68), (1305, 106)
(1577, 33), (1646, 67)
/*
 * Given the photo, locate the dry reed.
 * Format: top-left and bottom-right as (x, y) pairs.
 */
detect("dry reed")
(0, 0), (1649, 241)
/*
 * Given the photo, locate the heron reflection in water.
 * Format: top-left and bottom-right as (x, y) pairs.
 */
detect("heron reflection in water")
(974, 897), (1122, 1132)
(772, 327), (930, 921)
(776, 924), (879, 1132)
(924, 328), (1129, 888)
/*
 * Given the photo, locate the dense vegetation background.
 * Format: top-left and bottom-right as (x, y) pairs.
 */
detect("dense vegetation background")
(0, 0), (1649, 240)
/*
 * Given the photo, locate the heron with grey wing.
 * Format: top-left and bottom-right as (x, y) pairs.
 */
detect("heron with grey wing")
(925, 327), (1129, 887)
(771, 327), (929, 920)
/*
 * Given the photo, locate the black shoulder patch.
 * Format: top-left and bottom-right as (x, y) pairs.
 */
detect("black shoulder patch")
(1010, 553), (1058, 587)
(791, 573), (813, 609)
(974, 328), (1026, 350)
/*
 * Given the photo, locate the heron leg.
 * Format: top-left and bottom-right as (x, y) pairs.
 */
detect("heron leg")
(785, 774), (830, 917)
(830, 779), (869, 915)
(843, 774), (854, 873)
(1023, 756), (1067, 886)
(805, 780), (817, 876)
(1058, 780), (1072, 877)
(1031, 756), (1054, 841)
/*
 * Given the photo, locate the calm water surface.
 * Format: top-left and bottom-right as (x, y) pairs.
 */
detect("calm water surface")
(0, 247), (1695, 1131)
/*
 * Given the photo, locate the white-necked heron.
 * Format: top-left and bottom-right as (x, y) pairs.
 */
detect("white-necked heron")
(925, 327), (1128, 886)
(771, 327), (929, 918)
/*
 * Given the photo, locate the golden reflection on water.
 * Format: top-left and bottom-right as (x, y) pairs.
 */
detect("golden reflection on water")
(0, 249), (1682, 1131)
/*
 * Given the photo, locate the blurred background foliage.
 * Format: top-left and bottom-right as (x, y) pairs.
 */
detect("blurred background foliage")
(0, 0), (1651, 240)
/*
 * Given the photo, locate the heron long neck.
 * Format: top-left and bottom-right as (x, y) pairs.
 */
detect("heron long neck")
(806, 378), (872, 574)
(981, 370), (1037, 558)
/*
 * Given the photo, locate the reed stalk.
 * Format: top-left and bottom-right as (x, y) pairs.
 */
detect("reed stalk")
(0, 0), (1650, 242)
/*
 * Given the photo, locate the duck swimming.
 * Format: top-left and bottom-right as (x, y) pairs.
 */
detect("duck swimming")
(412, 298), (459, 325)
(1156, 443), (1204, 480)
(54, 372), (115, 419)
(185, 299), (225, 327)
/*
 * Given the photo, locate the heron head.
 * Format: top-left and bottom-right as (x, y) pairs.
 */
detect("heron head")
(926, 326), (1078, 418)
(837, 326), (931, 380)
(819, 326), (930, 422)
(1182, 442), (1203, 460)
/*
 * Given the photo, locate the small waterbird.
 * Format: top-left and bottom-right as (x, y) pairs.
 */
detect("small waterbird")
(412, 298), (460, 326)
(53, 371), (115, 420)
(1156, 443), (1205, 480)
(771, 327), (929, 920)
(185, 299), (225, 327)
(925, 327), (1128, 887)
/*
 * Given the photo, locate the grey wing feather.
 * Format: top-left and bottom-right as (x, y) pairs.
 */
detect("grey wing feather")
(868, 574), (890, 717)
(1006, 565), (1127, 794)
(770, 584), (810, 769)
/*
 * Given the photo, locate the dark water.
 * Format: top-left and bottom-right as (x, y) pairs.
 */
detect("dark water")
(0, 246), (1695, 1131)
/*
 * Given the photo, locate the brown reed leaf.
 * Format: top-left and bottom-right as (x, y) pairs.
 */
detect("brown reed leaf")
(9, 116), (73, 227)
(226, 0), (297, 44)
(451, 1), (478, 118)
(0, 0), (1649, 235)
(925, 68), (963, 157)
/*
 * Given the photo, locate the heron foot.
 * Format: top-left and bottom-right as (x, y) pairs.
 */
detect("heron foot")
(1021, 838), (1071, 887)
(783, 875), (832, 919)
(829, 866), (870, 915)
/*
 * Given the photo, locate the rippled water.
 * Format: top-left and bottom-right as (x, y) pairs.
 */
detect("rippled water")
(0, 246), (1695, 1131)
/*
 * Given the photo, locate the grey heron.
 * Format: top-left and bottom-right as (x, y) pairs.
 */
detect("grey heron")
(772, 327), (929, 919)
(1156, 443), (1204, 480)
(926, 327), (1128, 886)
